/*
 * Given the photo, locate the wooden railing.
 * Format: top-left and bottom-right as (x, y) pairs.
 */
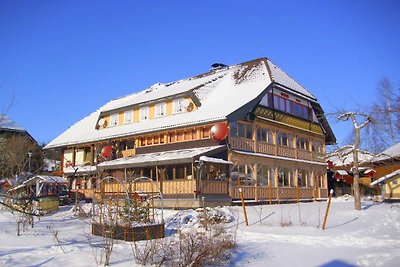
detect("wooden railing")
(201, 180), (229, 195)
(297, 149), (312, 161)
(230, 137), (254, 152)
(230, 137), (325, 163)
(256, 142), (275, 155)
(162, 180), (196, 195)
(319, 188), (328, 198)
(231, 186), (316, 200)
(277, 146), (295, 158)
(313, 152), (325, 162)
(72, 181), (328, 201)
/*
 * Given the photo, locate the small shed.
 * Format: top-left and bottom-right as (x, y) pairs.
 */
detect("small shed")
(11, 175), (68, 212)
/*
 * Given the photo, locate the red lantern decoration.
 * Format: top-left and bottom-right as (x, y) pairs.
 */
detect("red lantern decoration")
(100, 145), (113, 158)
(210, 123), (229, 142)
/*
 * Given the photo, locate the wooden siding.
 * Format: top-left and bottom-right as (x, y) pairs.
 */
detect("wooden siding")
(254, 106), (324, 135)
(201, 180), (229, 195)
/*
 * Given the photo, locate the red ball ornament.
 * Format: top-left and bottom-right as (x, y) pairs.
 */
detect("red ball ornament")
(210, 123), (229, 142)
(101, 145), (113, 158)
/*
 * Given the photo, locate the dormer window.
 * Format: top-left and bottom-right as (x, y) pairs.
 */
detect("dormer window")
(124, 110), (133, 124)
(110, 113), (118, 127)
(155, 102), (166, 118)
(173, 98), (184, 114)
(140, 106), (149, 121)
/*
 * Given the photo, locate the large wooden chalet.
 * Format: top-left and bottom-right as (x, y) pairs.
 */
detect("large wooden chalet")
(44, 58), (336, 207)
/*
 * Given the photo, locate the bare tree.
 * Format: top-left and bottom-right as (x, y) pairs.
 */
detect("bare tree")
(364, 78), (400, 153)
(0, 135), (43, 178)
(338, 112), (372, 211)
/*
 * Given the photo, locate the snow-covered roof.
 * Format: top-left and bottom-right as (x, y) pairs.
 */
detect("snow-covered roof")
(370, 169), (400, 186)
(199, 156), (233, 165)
(326, 146), (374, 167)
(63, 165), (97, 174)
(98, 145), (226, 169)
(10, 175), (68, 191)
(0, 115), (25, 132)
(335, 170), (349, 176)
(45, 57), (327, 149)
(370, 143), (400, 163)
(266, 59), (316, 100)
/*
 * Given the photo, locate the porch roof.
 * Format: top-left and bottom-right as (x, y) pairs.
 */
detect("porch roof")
(98, 145), (227, 169)
(370, 169), (400, 187)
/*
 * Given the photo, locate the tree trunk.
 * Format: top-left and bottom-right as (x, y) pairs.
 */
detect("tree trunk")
(353, 127), (361, 211)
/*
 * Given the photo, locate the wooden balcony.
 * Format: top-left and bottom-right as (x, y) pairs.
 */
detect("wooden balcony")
(230, 137), (254, 152)
(231, 186), (317, 201)
(256, 142), (275, 155)
(313, 152), (325, 162)
(72, 182), (327, 204)
(297, 149), (313, 161)
(277, 145), (295, 158)
(230, 136), (325, 163)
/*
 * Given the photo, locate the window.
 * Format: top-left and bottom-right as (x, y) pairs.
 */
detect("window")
(155, 102), (166, 118)
(229, 122), (238, 137)
(257, 127), (273, 143)
(258, 165), (275, 186)
(278, 167), (293, 187)
(237, 122), (253, 139)
(297, 137), (309, 150)
(140, 106), (149, 121)
(267, 92), (311, 120)
(298, 169), (308, 187)
(232, 164), (254, 186)
(124, 110), (133, 124)
(110, 113), (118, 127)
(312, 141), (323, 153)
(277, 132), (292, 147)
(173, 98), (184, 114)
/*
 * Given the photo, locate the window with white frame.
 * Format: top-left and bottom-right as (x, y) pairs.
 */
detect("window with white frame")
(155, 102), (166, 118)
(110, 113), (118, 127)
(173, 98), (184, 114)
(140, 106), (149, 121)
(124, 110), (133, 124)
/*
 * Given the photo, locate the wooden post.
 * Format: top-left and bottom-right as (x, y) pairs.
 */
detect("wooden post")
(239, 187), (249, 226)
(295, 169), (299, 204)
(322, 189), (334, 230)
(269, 179), (272, 205)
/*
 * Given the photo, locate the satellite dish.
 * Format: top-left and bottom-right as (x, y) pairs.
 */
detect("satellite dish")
(186, 102), (194, 112)
(100, 145), (113, 158)
(182, 99), (191, 109)
(98, 118), (106, 128)
(210, 123), (229, 142)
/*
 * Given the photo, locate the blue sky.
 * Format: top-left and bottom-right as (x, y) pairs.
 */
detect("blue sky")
(1, 0), (399, 146)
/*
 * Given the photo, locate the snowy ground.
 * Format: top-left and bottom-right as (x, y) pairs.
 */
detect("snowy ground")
(1, 197), (400, 267)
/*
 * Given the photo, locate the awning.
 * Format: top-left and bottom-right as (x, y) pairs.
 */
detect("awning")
(371, 169), (400, 187)
(98, 145), (227, 169)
